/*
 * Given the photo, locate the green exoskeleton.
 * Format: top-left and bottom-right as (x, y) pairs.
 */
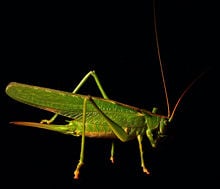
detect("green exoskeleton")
(5, 70), (203, 179)
(5, 0), (204, 179)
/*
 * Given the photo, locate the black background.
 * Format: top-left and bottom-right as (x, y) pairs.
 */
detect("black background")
(1, 0), (218, 188)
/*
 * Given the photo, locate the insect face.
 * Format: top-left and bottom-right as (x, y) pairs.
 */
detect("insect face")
(146, 116), (168, 148)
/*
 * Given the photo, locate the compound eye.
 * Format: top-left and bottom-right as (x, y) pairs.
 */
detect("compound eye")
(161, 118), (168, 126)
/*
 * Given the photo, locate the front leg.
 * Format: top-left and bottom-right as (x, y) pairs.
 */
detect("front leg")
(137, 135), (150, 174)
(146, 128), (156, 148)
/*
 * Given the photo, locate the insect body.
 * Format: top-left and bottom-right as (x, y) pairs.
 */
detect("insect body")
(5, 0), (204, 179)
(5, 70), (202, 179)
(5, 72), (168, 178)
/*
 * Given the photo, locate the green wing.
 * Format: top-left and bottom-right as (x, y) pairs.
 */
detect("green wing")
(5, 82), (159, 136)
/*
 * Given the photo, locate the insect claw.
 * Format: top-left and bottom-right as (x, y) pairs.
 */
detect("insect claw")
(110, 156), (114, 163)
(143, 167), (150, 175)
(73, 170), (80, 179)
(73, 161), (84, 179)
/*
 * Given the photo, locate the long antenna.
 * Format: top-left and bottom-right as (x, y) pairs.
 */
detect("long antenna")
(153, 0), (171, 117)
(168, 71), (206, 122)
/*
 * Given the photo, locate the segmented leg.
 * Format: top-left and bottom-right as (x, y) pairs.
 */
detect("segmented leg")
(137, 135), (150, 175)
(39, 71), (117, 177)
(73, 97), (87, 179)
(110, 141), (115, 163)
(41, 70), (109, 124)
